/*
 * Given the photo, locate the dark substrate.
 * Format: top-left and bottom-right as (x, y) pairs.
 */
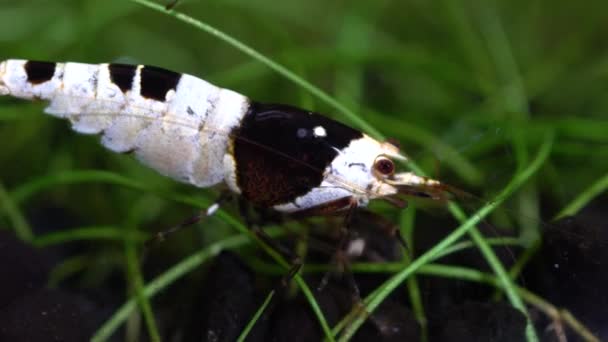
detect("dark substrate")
(0, 197), (606, 341)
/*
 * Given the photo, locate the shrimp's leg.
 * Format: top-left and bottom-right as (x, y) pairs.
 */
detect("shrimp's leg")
(238, 198), (303, 285)
(145, 191), (232, 247)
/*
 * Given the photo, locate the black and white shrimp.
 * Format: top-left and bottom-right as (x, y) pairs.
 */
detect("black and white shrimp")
(0, 59), (461, 230)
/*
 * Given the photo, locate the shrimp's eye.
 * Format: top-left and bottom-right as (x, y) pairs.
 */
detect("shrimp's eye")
(374, 157), (395, 177)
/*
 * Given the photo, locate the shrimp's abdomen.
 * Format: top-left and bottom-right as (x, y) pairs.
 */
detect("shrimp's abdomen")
(0, 59), (249, 187)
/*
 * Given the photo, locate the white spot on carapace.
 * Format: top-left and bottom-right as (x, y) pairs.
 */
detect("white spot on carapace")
(313, 126), (327, 137)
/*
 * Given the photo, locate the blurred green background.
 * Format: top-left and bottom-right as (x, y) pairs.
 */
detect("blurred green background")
(0, 0), (607, 337)
(1, 0), (607, 232)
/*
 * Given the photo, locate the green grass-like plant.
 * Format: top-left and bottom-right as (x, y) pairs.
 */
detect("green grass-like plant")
(1, 1), (606, 341)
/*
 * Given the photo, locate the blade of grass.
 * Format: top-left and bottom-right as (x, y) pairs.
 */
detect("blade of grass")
(47, 255), (91, 288)
(93, 218), (335, 342)
(91, 233), (253, 342)
(13, 166), (335, 341)
(236, 290), (275, 342)
(440, 0), (494, 94)
(397, 165), (541, 342)
(0, 181), (33, 241)
(473, 6), (557, 339)
(451, 205), (537, 342)
(554, 172), (608, 220)
(123, 197), (162, 342)
(476, 1), (541, 248)
(405, 272), (426, 342)
(224, 223), (335, 341)
(127, 0), (383, 139)
(32, 225), (146, 247)
(114, 2), (362, 339)
(10, 170), (158, 205)
(8, 169), (215, 210)
(336, 132), (553, 341)
(419, 264), (600, 342)
(517, 288), (600, 342)
(430, 237), (522, 261)
(124, 239), (160, 342)
(400, 207), (428, 342)
(249, 259), (600, 342)
(400, 128), (550, 342)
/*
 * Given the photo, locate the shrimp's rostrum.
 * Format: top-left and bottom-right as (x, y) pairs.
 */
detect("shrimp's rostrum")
(0, 59), (458, 214)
